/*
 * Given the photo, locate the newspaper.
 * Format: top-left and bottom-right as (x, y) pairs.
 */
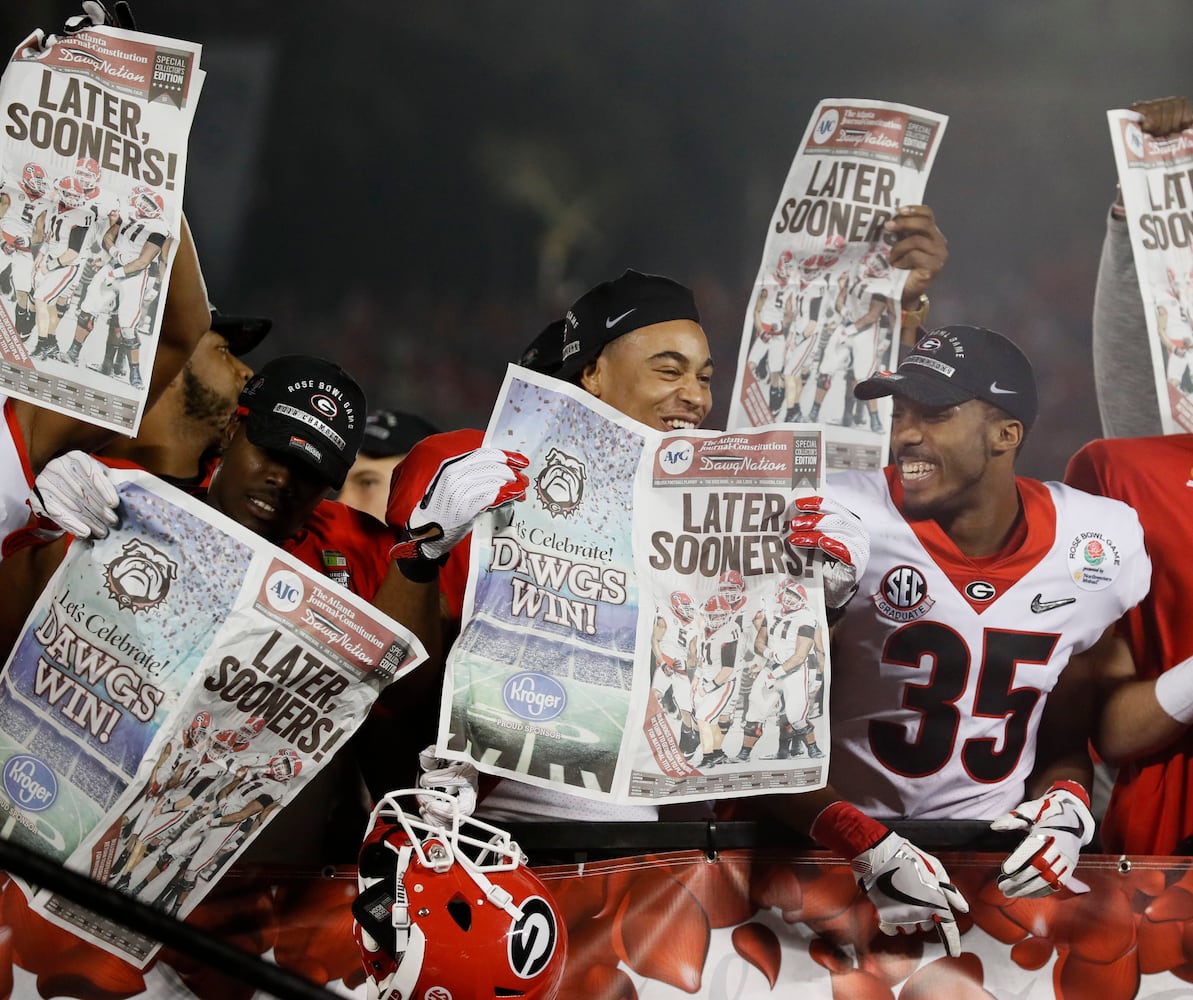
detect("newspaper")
(437, 366), (835, 805)
(1107, 108), (1193, 434)
(0, 23), (204, 434)
(727, 98), (947, 471)
(0, 470), (425, 965)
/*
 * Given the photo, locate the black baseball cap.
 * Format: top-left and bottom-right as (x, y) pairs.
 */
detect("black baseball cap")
(236, 355), (367, 488)
(855, 325), (1038, 429)
(517, 319), (567, 375)
(360, 408), (441, 458)
(209, 304), (273, 357)
(521, 270), (701, 382)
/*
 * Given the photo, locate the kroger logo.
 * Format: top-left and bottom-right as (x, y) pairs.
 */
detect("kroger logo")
(3, 755), (57, 813)
(503, 673), (567, 721)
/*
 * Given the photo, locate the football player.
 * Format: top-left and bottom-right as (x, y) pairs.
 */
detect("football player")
(0, 162), (51, 341)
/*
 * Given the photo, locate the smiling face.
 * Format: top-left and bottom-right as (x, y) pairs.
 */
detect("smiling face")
(890, 396), (1020, 521)
(206, 416), (332, 543)
(578, 319), (713, 431)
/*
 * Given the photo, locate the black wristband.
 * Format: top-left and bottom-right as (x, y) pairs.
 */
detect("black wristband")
(394, 557), (440, 583)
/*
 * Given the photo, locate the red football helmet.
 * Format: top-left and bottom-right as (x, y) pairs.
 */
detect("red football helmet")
(267, 749), (302, 782)
(718, 570), (747, 610)
(670, 590), (696, 624)
(863, 249), (891, 278)
(353, 789), (566, 1000)
(20, 162), (47, 199)
(56, 176), (87, 209)
(236, 716), (267, 744)
(777, 576), (808, 613)
(703, 594), (736, 635)
(130, 184), (164, 219)
(74, 157), (100, 191)
(182, 710), (211, 749)
(775, 249), (796, 283)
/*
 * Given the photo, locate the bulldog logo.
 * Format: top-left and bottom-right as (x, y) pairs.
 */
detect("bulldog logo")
(104, 539), (178, 611)
(534, 448), (585, 518)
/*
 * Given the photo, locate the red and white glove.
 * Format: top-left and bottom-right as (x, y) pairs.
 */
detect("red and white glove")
(387, 430), (529, 565)
(29, 450), (120, 539)
(990, 781), (1094, 898)
(854, 831), (969, 957)
(813, 801), (968, 957)
(786, 495), (870, 610)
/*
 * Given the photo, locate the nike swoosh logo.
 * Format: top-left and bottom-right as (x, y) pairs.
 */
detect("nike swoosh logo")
(606, 308), (636, 329)
(1048, 821), (1088, 838)
(989, 382), (1018, 394)
(1031, 594), (1076, 613)
(874, 870), (947, 911)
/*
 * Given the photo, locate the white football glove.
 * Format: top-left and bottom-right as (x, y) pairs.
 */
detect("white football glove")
(29, 450), (120, 538)
(852, 831), (970, 957)
(389, 445), (529, 564)
(786, 494), (871, 609)
(415, 744), (479, 826)
(991, 782), (1094, 898)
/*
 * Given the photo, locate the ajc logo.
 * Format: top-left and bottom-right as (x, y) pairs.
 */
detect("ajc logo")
(813, 108), (839, 145)
(503, 673), (567, 722)
(3, 755), (57, 813)
(265, 569), (304, 612)
(659, 439), (694, 475)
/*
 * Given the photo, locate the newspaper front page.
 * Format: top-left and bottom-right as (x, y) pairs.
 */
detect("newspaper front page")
(1107, 108), (1193, 434)
(0, 470), (425, 965)
(438, 367), (835, 806)
(0, 23), (204, 434)
(727, 98), (947, 471)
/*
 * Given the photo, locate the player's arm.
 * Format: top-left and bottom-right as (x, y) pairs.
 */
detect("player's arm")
(987, 634), (1120, 900)
(753, 613), (769, 656)
(117, 231), (165, 279)
(1094, 637), (1191, 765)
(780, 630), (815, 673)
(19, 215), (208, 470)
(1023, 628), (1121, 797)
(0, 192), (10, 220)
(0, 530), (69, 657)
(214, 796), (268, 828)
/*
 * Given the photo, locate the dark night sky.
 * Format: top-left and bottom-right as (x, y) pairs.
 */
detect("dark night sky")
(8, 1), (1193, 479)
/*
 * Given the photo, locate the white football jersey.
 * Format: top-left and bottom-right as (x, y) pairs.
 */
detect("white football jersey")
(108, 214), (169, 266)
(0, 182), (48, 244)
(762, 605), (817, 667)
(826, 468), (1150, 820)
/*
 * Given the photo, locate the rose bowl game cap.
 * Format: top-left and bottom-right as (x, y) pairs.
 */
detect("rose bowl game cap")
(854, 324), (1038, 429)
(237, 354), (366, 488)
(522, 269), (700, 382)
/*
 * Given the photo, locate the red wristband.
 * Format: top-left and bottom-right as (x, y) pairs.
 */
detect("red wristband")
(810, 800), (890, 857)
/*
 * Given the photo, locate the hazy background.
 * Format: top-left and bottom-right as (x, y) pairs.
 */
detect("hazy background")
(11, 1), (1193, 479)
